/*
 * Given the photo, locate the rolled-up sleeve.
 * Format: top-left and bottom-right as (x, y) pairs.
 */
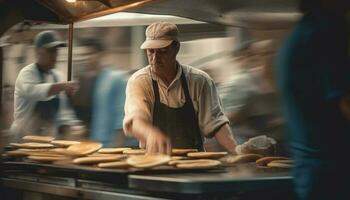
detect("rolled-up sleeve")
(123, 75), (153, 136)
(197, 78), (229, 138)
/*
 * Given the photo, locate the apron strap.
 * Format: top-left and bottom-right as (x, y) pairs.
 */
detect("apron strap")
(152, 78), (161, 103)
(180, 72), (197, 115)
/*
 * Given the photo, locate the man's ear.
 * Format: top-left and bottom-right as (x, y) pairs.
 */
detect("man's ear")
(174, 41), (180, 54)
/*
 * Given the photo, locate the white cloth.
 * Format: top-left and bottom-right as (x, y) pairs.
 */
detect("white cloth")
(123, 63), (229, 138)
(10, 63), (77, 138)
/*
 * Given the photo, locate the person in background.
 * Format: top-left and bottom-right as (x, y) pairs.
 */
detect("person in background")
(70, 38), (137, 147)
(123, 21), (237, 154)
(10, 30), (79, 140)
(220, 34), (286, 155)
(277, 0), (350, 199)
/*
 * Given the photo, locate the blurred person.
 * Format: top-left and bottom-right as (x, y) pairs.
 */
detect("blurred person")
(220, 35), (286, 155)
(70, 38), (137, 147)
(10, 30), (79, 141)
(277, 0), (350, 199)
(123, 21), (237, 154)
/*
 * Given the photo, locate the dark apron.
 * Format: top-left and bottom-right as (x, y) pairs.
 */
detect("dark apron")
(152, 70), (203, 150)
(32, 66), (60, 134)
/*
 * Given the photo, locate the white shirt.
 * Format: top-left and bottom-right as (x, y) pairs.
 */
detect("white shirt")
(10, 63), (76, 138)
(123, 63), (229, 138)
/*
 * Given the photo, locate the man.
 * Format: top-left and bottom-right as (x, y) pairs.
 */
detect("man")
(70, 38), (137, 147)
(277, 0), (350, 199)
(10, 30), (78, 140)
(123, 22), (237, 154)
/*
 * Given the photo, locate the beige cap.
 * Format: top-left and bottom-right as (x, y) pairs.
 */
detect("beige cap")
(140, 21), (179, 49)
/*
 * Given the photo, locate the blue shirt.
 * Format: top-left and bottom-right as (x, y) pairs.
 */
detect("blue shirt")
(90, 69), (137, 147)
(277, 13), (350, 159)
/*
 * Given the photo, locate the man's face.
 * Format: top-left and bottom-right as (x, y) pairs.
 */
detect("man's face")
(146, 42), (178, 70)
(37, 47), (58, 70)
(81, 47), (99, 71)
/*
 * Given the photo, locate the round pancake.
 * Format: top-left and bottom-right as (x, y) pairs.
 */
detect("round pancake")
(127, 155), (171, 168)
(187, 152), (228, 159)
(88, 153), (126, 157)
(27, 155), (68, 162)
(73, 155), (126, 165)
(223, 154), (263, 164)
(22, 135), (55, 143)
(256, 156), (289, 166)
(51, 140), (80, 147)
(171, 149), (198, 156)
(267, 162), (293, 168)
(169, 159), (217, 166)
(98, 161), (130, 168)
(25, 152), (65, 157)
(122, 149), (146, 155)
(10, 142), (54, 149)
(98, 148), (131, 154)
(176, 160), (221, 169)
(65, 142), (102, 156)
(18, 148), (52, 152)
(5, 150), (29, 157)
(170, 156), (186, 161)
(269, 159), (294, 165)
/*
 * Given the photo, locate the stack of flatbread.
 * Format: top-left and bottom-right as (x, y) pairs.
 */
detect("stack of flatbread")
(187, 152), (228, 159)
(4, 141), (227, 170)
(169, 159), (222, 169)
(126, 155), (171, 169)
(255, 156), (294, 168)
(56, 142), (103, 157)
(221, 154), (263, 165)
(6, 136), (73, 163)
(171, 148), (198, 156)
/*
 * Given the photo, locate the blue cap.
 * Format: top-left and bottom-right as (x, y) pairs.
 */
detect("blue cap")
(34, 30), (66, 48)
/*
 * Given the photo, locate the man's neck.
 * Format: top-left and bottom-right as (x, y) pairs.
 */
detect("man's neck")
(36, 62), (50, 73)
(153, 62), (178, 87)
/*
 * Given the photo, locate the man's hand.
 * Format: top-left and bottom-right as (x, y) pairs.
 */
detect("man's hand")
(145, 127), (171, 155)
(48, 81), (79, 97)
(64, 81), (79, 96)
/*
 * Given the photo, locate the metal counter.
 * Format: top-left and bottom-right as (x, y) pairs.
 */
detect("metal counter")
(1, 161), (295, 200)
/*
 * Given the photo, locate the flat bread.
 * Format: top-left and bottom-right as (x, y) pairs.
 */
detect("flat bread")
(267, 162), (293, 168)
(10, 142), (54, 149)
(123, 149), (146, 155)
(51, 140), (80, 147)
(256, 156), (289, 166)
(18, 148), (52, 152)
(127, 155), (171, 168)
(176, 160), (221, 169)
(170, 156), (186, 161)
(98, 161), (130, 168)
(73, 155), (126, 165)
(171, 149), (198, 156)
(88, 153), (125, 157)
(27, 155), (68, 162)
(22, 135), (55, 143)
(169, 159), (218, 166)
(98, 148), (131, 154)
(223, 154), (263, 164)
(64, 142), (102, 156)
(25, 152), (65, 157)
(187, 152), (228, 159)
(5, 150), (29, 157)
(269, 159), (294, 165)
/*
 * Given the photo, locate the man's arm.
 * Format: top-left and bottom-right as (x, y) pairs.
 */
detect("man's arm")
(128, 117), (171, 154)
(48, 81), (79, 97)
(214, 123), (237, 154)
